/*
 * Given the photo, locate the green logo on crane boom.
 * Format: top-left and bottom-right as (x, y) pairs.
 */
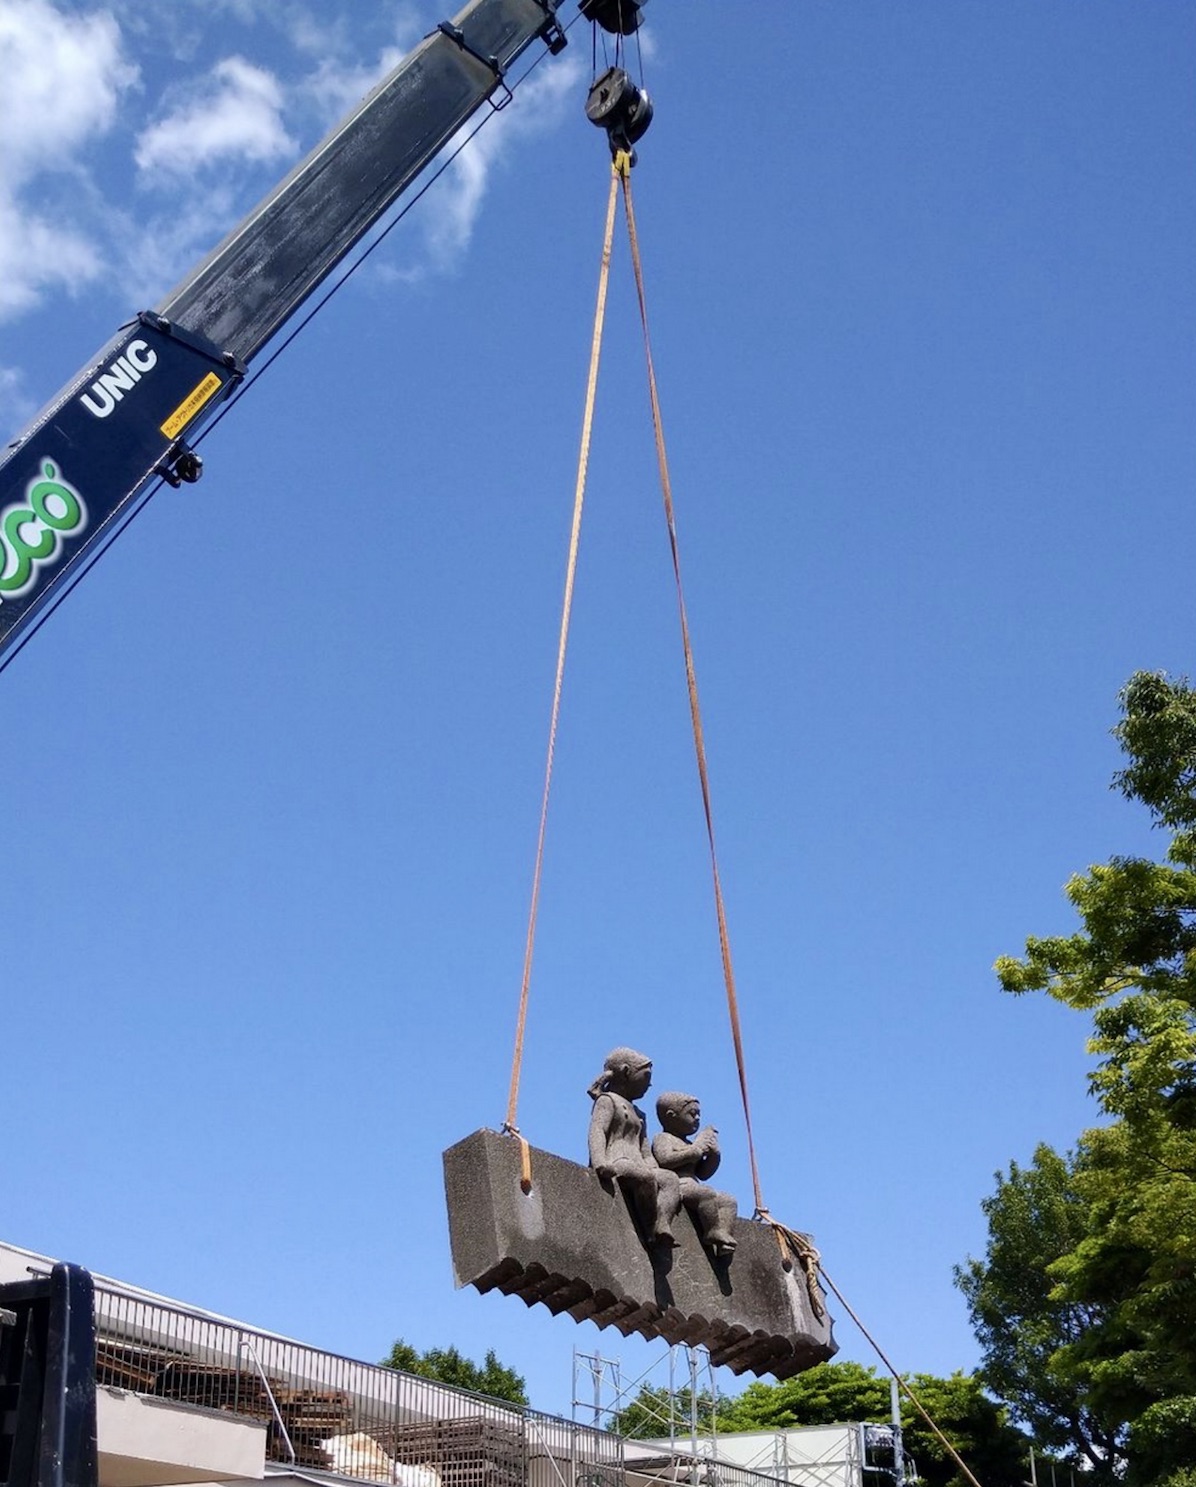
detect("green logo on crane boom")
(0, 460), (87, 599)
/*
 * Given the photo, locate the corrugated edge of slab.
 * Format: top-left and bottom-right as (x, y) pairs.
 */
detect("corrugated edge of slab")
(444, 1128), (836, 1380)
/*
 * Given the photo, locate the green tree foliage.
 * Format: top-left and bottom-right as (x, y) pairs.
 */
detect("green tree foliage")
(894, 1372), (1029, 1487)
(381, 1338), (527, 1406)
(994, 672), (1196, 1480)
(1128, 1396), (1196, 1487)
(719, 1361), (888, 1431)
(612, 1363), (1028, 1487)
(954, 1146), (1125, 1476)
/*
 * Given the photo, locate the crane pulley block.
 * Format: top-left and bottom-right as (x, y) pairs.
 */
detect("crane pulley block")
(586, 66), (653, 157)
(580, 0), (647, 34)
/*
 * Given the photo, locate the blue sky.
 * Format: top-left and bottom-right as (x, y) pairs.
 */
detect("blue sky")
(3, 0), (1196, 1423)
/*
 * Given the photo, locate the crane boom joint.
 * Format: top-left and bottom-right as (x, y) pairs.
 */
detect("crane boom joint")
(436, 21), (514, 108)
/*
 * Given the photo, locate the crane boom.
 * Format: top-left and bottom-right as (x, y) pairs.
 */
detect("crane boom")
(0, 0), (566, 662)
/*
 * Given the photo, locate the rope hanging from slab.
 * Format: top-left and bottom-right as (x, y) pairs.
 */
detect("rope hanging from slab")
(818, 1267), (987, 1487)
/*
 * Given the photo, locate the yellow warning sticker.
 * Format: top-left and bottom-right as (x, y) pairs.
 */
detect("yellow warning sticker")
(161, 372), (222, 438)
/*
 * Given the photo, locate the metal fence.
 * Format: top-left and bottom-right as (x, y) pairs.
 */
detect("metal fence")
(621, 1451), (836, 1487)
(92, 1286), (801, 1487)
(94, 1284), (622, 1487)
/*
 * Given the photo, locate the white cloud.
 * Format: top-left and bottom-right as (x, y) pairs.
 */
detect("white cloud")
(0, 0), (137, 175)
(0, 0), (138, 320)
(0, 211), (100, 321)
(135, 56), (297, 179)
(120, 19), (424, 304)
(421, 54), (583, 266)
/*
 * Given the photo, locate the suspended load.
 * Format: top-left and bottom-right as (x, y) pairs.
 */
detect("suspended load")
(446, 36), (834, 1385)
(444, 1049), (836, 1380)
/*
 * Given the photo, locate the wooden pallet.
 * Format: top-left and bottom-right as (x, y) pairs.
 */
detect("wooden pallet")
(382, 1417), (524, 1487)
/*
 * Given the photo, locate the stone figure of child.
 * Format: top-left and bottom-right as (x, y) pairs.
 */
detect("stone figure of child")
(652, 1091), (738, 1257)
(587, 1047), (682, 1248)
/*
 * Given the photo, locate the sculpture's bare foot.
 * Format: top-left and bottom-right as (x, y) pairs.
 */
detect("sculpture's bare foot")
(651, 1227), (679, 1248)
(708, 1234), (737, 1256)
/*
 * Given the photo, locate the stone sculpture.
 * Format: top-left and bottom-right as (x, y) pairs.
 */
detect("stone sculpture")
(443, 1043), (838, 1378)
(652, 1090), (739, 1257)
(586, 1047), (681, 1247)
(444, 1127), (839, 1378)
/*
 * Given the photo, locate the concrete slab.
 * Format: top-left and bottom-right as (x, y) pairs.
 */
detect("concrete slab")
(443, 1129), (836, 1379)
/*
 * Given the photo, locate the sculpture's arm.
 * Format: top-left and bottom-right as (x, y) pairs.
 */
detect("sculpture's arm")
(692, 1127), (721, 1181)
(588, 1094), (616, 1174)
(651, 1132), (696, 1176)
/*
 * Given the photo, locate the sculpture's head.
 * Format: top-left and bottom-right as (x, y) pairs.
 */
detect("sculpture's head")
(656, 1091), (700, 1136)
(589, 1046), (653, 1100)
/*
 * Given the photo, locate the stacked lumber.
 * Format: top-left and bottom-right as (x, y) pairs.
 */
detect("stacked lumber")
(382, 1418), (524, 1487)
(96, 1340), (179, 1392)
(271, 1387), (355, 1469)
(154, 1361), (272, 1417)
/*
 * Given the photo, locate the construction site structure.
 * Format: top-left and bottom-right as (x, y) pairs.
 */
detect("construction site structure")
(2, 1241), (856, 1487)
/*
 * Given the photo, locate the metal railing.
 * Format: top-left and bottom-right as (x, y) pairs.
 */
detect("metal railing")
(92, 1286), (798, 1487)
(622, 1451), (830, 1487)
(93, 1284), (618, 1487)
